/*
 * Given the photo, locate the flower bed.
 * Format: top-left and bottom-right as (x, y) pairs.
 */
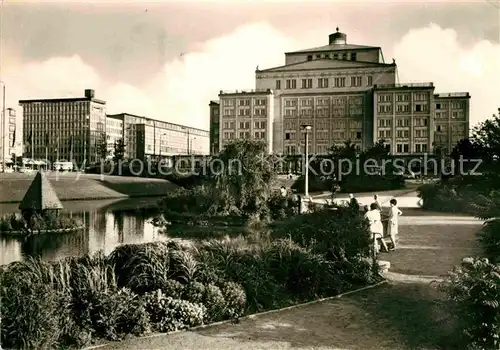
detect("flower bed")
(0, 206), (376, 349)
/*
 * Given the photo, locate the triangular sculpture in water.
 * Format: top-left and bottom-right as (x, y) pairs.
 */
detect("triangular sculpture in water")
(19, 171), (64, 211)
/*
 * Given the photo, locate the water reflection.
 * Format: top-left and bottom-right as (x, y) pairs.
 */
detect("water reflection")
(0, 197), (169, 265)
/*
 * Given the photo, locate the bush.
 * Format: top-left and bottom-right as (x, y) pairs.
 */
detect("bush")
(203, 284), (227, 321)
(162, 279), (185, 299)
(440, 257), (500, 349)
(477, 219), (500, 263)
(144, 290), (206, 332)
(291, 175), (333, 193)
(219, 281), (247, 318)
(267, 192), (299, 220)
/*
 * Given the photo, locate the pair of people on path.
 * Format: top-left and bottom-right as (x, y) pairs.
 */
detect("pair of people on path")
(364, 196), (402, 253)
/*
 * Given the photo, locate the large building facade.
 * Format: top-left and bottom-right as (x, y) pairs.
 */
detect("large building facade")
(20, 89), (106, 164)
(107, 113), (209, 160)
(218, 89), (274, 153)
(211, 28), (471, 156)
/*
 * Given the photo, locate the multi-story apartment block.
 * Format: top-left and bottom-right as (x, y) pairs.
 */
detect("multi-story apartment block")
(372, 83), (435, 155)
(254, 28), (396, 154)
(20, 89), (106, 164)
(107, 113), (209, 160)
(209, 101), (220, 154)
(105, 116), (124, 158)
(218, 89), (274, 154)
(433, 93), (470, 154)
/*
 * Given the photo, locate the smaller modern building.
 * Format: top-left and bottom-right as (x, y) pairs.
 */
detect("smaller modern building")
(218, 89), (274, 154)
(107, 113), (209, 160)
(209, 100), (220, 154)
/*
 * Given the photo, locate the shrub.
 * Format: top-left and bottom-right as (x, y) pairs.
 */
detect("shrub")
(203, 284), (227, 321)
(477, 219), (500, 263)
(291, 175), (333, 193)
(162, 279), (185, 299)
(158, 186), (212, 215)
(182, 281), (206, 304)
(144, 290), (206, 332)
(219, 281), (247, 318)
(267, 192), (299, 220)
(440, 257), (500, 349)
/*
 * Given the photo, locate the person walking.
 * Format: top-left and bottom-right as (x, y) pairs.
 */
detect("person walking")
(387, 198), (403, 250)
(373, 194), (382, 212)
(364, 202), (388, 253)
(348, 193), (360, 211)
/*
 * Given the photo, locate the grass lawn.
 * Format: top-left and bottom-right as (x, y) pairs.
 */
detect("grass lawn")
(380, 214), (482, 277)
(0, 172), (179, 203)
(95, 282), (459, 350)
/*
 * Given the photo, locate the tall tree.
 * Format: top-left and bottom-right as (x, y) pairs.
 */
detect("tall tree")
(113, 139), (126, 162)
(209, 139), (275, 218)
(472, 111), (500, 161)
(96, 133), (109, 161)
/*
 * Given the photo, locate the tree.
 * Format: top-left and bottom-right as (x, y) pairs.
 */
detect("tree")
(209, 139), (275, 219)
(96, 133), (109, 161)
(113, 139), (126, 162)
(472, 111), (500, 161)
(451, 138), (484, 163)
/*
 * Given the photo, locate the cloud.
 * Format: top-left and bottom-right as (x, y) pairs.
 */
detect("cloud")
(4, 22), (293, 133)
(393, 23), (500, 129)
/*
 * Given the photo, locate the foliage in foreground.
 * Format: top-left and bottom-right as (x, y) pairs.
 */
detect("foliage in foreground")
(440, 257), (500, 349)
(0, 207), (375, 349)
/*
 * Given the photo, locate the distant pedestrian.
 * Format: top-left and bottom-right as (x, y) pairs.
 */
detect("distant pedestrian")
(348, 193), (360, 211)
(373, 194), (382, 212)
(280, 186), (287, 197)
(363, 205), (369, 214)
(387, 198), (403, 250)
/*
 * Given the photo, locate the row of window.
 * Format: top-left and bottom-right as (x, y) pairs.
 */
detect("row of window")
(378, 129), (429, 138)
(378, 118), (429, 127)
(306, 51), (357, 61)
(276, 76), (373, 90)
(377, 93), (429, 103)
(283, 107), (363, 117)
(221, 98), (267, 107)
(222, 131), (267, 140)
(222, 121), (267, 129)
(222, 108), (267, 117)
(284, 97), (363, 107)
(283, 120), (363, 130)
(435, 111), (465, 119)
(285, 131), (363, 140)
(377, 103), (429, 114)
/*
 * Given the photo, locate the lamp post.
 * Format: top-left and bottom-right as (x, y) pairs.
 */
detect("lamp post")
(301, 124), (312, 199)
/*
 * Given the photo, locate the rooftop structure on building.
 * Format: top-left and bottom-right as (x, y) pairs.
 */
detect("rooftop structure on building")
(19, 89), (105, 105)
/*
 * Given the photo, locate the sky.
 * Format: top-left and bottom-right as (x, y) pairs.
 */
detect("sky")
(1, 0), (499, 136)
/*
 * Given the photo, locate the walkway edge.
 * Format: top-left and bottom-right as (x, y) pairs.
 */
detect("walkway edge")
(83, 280), (388, 350)
(383, 271), (444, 284)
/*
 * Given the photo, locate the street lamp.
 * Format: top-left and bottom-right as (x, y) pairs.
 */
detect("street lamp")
(301, 124), (312, 199)
(159, 132), (166, 158)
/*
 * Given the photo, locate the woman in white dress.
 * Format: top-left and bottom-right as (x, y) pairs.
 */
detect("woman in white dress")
(364, 203), (388, 253)
(387, 198), (403, 250)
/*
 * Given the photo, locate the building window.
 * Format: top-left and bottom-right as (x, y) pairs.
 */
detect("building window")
(350, 76), (362, 87)
(334, 77), (346, 88)
(356, 132), (362, 139)
(286, 79), (297, 89)
(275, 80), (281, 89)
(301, 79), (312, 89)
(350, 52), (357, 61)
(436, 103), (441, 109)
(342, 53), (347, 60)
(367, 76), (373, 86)
(318, 78), (329, 88)
(307, 55), (313, 61)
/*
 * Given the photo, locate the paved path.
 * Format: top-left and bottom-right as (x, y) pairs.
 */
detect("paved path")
(93, 191), (481, 349)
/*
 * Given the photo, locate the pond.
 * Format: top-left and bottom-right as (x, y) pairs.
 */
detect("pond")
(0, 197), (170, 266)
